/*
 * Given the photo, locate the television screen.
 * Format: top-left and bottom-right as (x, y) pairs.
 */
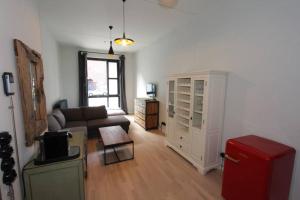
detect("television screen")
(146, 83), (156, 97)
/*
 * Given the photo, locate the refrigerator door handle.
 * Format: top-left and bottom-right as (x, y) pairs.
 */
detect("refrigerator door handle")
(225, 154), (240, 164)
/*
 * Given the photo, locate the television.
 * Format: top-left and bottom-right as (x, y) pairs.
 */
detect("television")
(146, 83), (156, 98)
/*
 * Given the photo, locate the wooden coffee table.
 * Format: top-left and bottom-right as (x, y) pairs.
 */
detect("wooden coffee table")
(99, 126), (134, 165)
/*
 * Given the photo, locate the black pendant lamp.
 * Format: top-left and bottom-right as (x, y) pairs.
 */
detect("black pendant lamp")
(108, 26), (114, 55)
(114, 0), (135, 46)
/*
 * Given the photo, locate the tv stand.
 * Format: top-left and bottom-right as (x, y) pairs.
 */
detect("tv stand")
(134, 98), (159, 130)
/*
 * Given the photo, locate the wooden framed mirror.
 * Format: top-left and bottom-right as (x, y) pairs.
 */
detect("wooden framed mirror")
(14, 39), (47, 146)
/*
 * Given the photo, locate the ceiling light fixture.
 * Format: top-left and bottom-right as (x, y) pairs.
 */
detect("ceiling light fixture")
(114, 0), (135, 46)
(159, 0), (178, 9)
(108, 25), (114, 55)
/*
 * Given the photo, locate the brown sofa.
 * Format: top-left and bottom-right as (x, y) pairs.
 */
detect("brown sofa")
(47, 106), (130, 138)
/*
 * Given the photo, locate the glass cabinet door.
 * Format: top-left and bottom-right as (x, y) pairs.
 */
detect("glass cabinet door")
(168, 80), (175, 118)
(192, 80), (205, 129)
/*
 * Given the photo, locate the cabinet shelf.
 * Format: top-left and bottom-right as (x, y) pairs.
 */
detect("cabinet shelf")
(194, 110), (203, 114)
(177, 84), (191, 87)
(177, 92), (190, 95)
(192, 125), (202, 129)
(195, 93), (203, 97)
(177, 106), (190, 112)
(176, 114), (190, 120)
(177, 99), (190, 104)
(177, 121), (189, 128)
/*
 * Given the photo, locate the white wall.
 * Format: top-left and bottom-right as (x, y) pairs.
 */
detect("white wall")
(0, 0), (42, 199)
(135, 0), (300, 199)
(59, 45), (136, 113)
(41, 24), (62, 111)
(59, 45), (79, 108)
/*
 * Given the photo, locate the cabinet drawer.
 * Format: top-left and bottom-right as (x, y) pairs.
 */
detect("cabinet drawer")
(135, 106), (145, 114)
(146, 115), (158, 129)
(134, 116), (145, 128)
(177, 134), (189, 144)
(146, 102), (159, 114)
(135, 111), (145, 120)
(176, 142), (190, 154)
(135, 99), (145, 107)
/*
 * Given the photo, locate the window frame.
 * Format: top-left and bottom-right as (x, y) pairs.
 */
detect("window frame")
(87, 57), (120, 108)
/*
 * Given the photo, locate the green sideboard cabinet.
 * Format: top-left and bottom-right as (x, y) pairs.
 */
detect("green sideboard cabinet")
(23, 131), (86, 200)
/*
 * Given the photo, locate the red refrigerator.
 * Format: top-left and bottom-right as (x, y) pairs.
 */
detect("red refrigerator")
(222, 135), (295, 200)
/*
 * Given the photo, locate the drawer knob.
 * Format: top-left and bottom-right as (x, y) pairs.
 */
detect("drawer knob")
(180, 136), (183, 139)
(180, 145), (182, 148)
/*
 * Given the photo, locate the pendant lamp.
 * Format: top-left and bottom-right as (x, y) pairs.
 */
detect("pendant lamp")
(108, 26), (114, 55)
(114, 0), (135, 46)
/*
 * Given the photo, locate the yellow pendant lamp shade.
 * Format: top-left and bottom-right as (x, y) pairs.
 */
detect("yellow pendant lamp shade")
(114, 33), (135, 46)
(114, 0), (135, 46)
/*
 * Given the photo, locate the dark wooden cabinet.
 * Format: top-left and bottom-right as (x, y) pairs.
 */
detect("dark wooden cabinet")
(134, 98), (159, 130)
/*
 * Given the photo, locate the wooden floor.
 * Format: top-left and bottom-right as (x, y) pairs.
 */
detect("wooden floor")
(86, 116), (222, 200)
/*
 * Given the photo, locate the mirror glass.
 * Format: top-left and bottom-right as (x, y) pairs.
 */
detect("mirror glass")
(29, 61), (37, 118)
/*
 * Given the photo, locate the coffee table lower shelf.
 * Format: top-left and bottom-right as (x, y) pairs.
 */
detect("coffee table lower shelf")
(103, 141), (134, 165)
(99, 126), (135, 165)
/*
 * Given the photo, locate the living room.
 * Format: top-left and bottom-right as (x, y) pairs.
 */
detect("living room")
(1, 0), (300, 200)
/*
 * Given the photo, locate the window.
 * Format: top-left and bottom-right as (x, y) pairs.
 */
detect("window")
(87, 58), (120, 109)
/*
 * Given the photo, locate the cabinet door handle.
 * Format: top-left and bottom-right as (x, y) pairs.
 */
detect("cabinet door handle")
(180, 145), (182, 148)
(225, 154), (240, 164)
(180, 136), (183, 139)
(190, 117), (193, 120)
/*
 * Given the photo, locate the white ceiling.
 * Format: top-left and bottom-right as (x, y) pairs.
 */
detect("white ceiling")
(38, 0), (204, 52)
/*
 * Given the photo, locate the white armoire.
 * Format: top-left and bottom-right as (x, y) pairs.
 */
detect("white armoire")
(166, 70), (227, 174)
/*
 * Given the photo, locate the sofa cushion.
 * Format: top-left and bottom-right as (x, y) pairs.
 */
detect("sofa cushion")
(87, 116), (130, 130)
(82, 106), (107, 120)
(52, 109), (66, 128)
(47, 114), (62, 131)
(107, 109), (126, 116)
(65, 121), (87, 128)
(69, 126), (88, 137)
(61, 108), (84, 121)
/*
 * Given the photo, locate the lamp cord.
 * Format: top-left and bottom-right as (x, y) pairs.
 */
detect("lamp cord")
(7, 185), (14, 200)
(123, 0), (126, 35)
(8, 96), (22, 199)
(109, 26), (113, 42)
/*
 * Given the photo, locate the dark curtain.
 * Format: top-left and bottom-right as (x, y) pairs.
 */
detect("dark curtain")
(78, 51), (88, 106)
(119, 55), (128, 114)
